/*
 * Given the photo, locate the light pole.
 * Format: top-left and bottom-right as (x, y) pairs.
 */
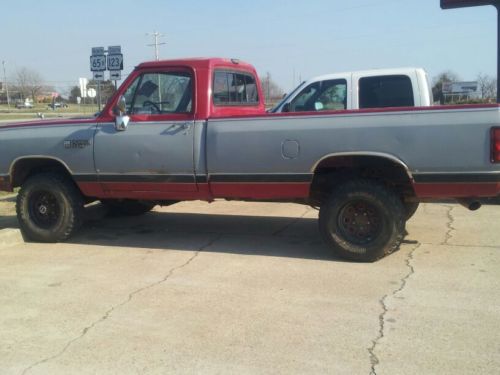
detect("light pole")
(2, 60), (10, 109)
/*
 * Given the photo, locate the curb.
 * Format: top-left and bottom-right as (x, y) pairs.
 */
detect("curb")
(0, 228), (24, 249)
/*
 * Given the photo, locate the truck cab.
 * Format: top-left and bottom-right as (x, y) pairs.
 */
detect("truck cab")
(272, 68), (433, 113)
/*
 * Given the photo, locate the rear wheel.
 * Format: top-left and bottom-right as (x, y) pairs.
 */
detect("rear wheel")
(319, 179), (405, 262)
(16, 173), (84, 242)
(102, 199), (157, 216)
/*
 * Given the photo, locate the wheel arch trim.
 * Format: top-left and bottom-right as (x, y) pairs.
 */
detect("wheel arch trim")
(9, 155), (74, 181)
(311, 151), (413, 179)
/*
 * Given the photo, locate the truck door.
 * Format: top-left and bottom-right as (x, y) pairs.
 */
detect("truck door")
(94, 68), (196, 196)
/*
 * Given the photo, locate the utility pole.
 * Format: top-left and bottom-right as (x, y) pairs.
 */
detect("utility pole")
(146, 31), (166, 61)
(2, 60), (10, 109)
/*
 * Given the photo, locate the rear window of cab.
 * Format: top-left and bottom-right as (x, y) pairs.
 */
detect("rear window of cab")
(213, 70), (259, 106)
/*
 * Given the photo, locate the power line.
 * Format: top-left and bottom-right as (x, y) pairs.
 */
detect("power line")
(146, 31), (166, 61)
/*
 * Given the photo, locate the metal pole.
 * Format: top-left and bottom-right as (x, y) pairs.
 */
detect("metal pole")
(97, 81), (101, 112)
(154, 33), (159, 61)
(2, 60), (10, 109)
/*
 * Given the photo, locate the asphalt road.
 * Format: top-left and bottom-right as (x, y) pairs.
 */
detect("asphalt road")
(0, 198), (499, 374)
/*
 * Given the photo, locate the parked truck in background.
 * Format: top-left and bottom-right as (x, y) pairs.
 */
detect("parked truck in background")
(272, 68), (433, 113)
(1, 58), (499, 262)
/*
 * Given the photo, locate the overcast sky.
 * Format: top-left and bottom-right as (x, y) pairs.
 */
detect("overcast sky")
(2, 0), (497, 93)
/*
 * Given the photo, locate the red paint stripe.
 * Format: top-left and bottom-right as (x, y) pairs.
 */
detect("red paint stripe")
(76, 181), (310, 200)
(210, 103), (500, 120)
(414, 183), (500, 198)
(101, 182), (198, 193)
(211, 182), (310, 199)
(0, 118), (96, 130)
(77, 182), (211, 200)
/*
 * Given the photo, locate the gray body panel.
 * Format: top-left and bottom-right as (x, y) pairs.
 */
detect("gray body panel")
(0, 122), (96, 176)
(94, 120), (195, 179)
(1, 106), (499, 197)
(206, 107), (500, 176)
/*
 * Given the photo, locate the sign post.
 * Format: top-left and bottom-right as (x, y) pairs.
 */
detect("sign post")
(440, 0), (500, 103)
(90, 47), (106, 111)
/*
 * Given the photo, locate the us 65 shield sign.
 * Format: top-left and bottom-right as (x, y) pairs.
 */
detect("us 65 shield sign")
(90, 55), (106, 72)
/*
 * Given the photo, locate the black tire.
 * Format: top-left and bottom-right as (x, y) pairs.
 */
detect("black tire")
(319, 179), (406, 262)
(16, 173), (84, 242)
(102, 199), (156, 216)
(404, 201), (420, 220)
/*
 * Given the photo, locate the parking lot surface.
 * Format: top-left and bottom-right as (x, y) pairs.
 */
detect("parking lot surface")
(0, 198), (499, 374)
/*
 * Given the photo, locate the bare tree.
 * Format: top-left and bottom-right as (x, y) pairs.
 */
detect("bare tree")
(477, 73), (497, 100)
(16, 67), (44, 103)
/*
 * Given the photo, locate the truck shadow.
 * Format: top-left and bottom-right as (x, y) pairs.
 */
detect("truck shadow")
(69, 204), (341, 262)
(0, 195), (18, 230)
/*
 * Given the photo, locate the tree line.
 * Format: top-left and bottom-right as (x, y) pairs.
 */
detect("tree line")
(1, 66), (496, 106)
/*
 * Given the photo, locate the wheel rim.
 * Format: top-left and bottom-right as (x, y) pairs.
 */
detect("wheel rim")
(28, 190), (61, 229)
(337, 200), (382, 245)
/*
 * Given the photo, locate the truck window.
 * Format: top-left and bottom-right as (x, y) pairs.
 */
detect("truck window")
(359, 75), (414, 109)
(123, 71), (192, 115)
(213, 71), (259, 105)
(290, 79), (347, 112)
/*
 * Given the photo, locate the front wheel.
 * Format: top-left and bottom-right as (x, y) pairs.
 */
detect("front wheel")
(16, 173), (84, 242)
(319, 179), (405, 262)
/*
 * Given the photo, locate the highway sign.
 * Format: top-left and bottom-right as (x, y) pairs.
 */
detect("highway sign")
(108, 45), (121, 54)
(110, 71), (122, 80)
(90, 55), (106, 72)
(93, 71), (105, 81)
(87, 88), (97, 98)
(107, 54), (123, 71)
(91, 47), (105, 56)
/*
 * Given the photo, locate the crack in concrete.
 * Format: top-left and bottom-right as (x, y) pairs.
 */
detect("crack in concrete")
(20, 235), (221, 375)
(272, 207), (311, 236)
(442, 204), (455, 245)
(368, 243), (421, 375)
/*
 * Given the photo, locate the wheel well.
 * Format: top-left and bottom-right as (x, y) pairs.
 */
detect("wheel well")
(10, 158), (73, 188)
(310, 155), (416, 205)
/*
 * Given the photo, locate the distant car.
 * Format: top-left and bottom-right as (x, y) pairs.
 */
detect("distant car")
(15, 102), (34, 109)
(47, 102), (68, 110)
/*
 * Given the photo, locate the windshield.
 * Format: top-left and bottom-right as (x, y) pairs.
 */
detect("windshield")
(270, 81), (306, 113)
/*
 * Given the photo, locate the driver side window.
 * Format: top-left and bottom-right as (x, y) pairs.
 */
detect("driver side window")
(123, 71), (193, 115)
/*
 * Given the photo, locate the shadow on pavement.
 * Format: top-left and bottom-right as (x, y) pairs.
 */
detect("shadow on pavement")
(68, 204), (340, 262)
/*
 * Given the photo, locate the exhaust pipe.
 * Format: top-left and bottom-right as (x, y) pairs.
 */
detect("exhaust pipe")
(456, 199), (482, 211)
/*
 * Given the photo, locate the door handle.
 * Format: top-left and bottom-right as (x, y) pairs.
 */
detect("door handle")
(166, 122), (191, 135)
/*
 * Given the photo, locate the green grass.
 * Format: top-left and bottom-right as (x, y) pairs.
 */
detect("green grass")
(0, 103), (100, 122)
(0, 103), (99, 114)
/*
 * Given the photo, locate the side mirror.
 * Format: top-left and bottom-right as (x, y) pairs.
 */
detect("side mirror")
(282, 103), (291, 112)
(114, 96), (129, 131)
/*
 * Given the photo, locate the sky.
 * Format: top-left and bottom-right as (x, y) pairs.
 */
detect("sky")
(1, 0), (498, 94)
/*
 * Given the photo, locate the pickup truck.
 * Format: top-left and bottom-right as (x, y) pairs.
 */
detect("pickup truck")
(272, 68), (433, 113)
(1, 58), (499, 262)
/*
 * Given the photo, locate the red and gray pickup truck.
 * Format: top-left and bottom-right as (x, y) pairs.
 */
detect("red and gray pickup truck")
(1, 57), (499, 262)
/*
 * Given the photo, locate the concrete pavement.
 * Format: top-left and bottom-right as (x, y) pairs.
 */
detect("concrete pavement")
(0, 200), (499, 374)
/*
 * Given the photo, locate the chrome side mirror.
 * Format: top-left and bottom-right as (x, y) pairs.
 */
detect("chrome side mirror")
(115, 114), (130, 131)
(114, 95), (129, 131)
